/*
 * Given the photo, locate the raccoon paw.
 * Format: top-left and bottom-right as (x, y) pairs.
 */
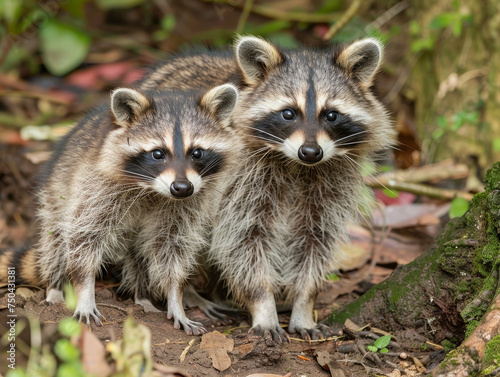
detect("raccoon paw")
(172, 317), (207, 336)
(199, 303), (239, 325)
(73, 306), (104, 327)
(289, 324), (334, 341)
(249, 324), (290, 344)
(182, 285), (238, 325)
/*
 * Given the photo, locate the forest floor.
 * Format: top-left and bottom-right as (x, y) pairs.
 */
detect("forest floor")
(0, 141), (450, 376)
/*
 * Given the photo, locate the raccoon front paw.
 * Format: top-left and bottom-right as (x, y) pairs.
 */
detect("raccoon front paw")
(73, 305), (104, 326)
(249, 324), (290, 344)
(172, 316), (207, 336)
(288, 324), (334, 341)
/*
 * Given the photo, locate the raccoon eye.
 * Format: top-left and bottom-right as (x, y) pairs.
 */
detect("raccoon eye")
(192, 148), (204, 160)
(326, 111), (339, 122)
(152, 149), (165, 160)
(281, 109), (296, 121)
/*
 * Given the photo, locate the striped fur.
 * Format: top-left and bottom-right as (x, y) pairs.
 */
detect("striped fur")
(143, 36), (395, 342)
(4, 85), (238, 335)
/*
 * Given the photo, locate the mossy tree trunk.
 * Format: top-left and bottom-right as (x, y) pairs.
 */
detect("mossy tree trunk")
(402, 0), (500, 169)
(329, 163), (500, 375)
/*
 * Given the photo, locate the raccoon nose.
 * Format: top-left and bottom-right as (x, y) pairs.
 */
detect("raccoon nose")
(298, 143), (323, 164)
(170, 179), (194, 198)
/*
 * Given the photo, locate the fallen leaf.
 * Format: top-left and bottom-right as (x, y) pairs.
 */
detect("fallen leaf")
(152, 363), (192, 377)
(80, 327), (112, 377)
(200, 330), (234, 372)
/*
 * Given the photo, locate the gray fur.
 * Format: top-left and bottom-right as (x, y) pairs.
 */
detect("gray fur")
(36, 86), (238, 334)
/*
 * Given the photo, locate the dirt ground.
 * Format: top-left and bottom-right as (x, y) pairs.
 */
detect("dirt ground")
(0, 143), (445, 376)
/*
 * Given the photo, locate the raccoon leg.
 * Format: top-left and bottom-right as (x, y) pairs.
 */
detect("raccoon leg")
(72, 275), (103, 326)
(247, 291), (290, 344)
(167, 282), (207, 336)
(45, 287), (65, 304)
(288, 290), (334, 340)
(183, 284), (237, 324)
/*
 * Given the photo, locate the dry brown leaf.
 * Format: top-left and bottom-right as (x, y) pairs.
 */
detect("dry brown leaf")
(152, 363), (192, 377)
(200, 330), (234, 372)
(80, 327), (112, 377)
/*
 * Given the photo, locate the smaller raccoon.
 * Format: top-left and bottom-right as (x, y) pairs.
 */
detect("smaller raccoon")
(3, 84), (238, 335)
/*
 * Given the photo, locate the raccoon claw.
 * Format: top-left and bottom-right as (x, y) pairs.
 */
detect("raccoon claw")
(249, 325), (290, 344)
(203, 306), (239, 325)
(73, 307), (103, 326)
(291, 324), (334, 341)
(173, 318), (207, 336)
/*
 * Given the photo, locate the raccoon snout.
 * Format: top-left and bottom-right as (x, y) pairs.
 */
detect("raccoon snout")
(170, 179), (194, 198)
(298, 143), (323, 164)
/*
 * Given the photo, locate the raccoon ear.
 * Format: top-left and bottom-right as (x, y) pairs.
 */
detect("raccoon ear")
(235, 35), (283, 85)
(336, 38), (383, 88)
(111, 88), (150, 127)
(200, 84), (238, 125)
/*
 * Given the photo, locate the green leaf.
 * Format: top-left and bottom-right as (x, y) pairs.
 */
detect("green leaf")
(59, 317), (82, 337)
(96, 0), (145, 9)
(430, 13), (455, 29)
(161, 14), (176, 32)
(63, 282), (77, 310)
(57, 362), (84, 377)
(54, 339), (80, 362)
(39, 19), (90, 76)
(411, 37), (435, 53)
(449, 197), (469, 219)
(374, 334), (391, 349)
(325, 272), (339, 281)
(451, 19), (462, 36)
(6, 369), (28, 377)
(366, 345), (378, 353)
(436, 115), (448, 129)
(0, 0), (22, 27)
(383, 188), (399, 199)
(380, 347), (389, 353)
(432, 128), (445, 140)
(492, 138), (500, 152)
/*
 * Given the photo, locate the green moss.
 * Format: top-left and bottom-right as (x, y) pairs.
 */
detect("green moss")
(465, 320), (480, 339)
(483, 335), (500, 367)
(442, 339), (458, 352)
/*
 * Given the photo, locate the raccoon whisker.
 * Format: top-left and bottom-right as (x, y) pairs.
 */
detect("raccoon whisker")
(118, 169), (156, 182)
(335, 130), (368, 144)
(118, 187), (149, 223)
(199, 157), (223, 176)
(239, 125), (285, 143)
(247, 146), (272, 160)
(335, 140), (373, 147)
(341, 154), (397, 197)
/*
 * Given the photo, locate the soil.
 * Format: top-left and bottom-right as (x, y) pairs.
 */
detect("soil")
(0, 143), (440, 376)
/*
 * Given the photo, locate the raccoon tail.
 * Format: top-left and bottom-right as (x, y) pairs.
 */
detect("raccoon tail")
(0, 245), (43, 287)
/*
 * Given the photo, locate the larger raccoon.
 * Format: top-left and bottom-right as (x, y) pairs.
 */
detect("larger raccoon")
(142, 36), (395, 342)
(1, 84), (238, 335)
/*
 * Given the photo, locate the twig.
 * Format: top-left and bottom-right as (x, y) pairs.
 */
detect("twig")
(180, 339), (196, 363)
(202, 0), (342, 23)
(236, 0), (254, 34)
(323, 0), (362, 40)
(365, 159), (469, 186)
(289, 335), (343, 343)
(0, 90), (71, 105)
(366, 179), (475, 201)
(96, 303), (129, 314)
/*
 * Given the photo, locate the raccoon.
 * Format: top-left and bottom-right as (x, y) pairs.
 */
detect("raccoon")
(144, 36), (395, 342)
(208, 36), (395, 342)
(2, 84), (238, 335)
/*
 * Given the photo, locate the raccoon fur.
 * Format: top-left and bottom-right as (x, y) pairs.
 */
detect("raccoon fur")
(2, 84), (238, 335)
(142, 36), (396, 342)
